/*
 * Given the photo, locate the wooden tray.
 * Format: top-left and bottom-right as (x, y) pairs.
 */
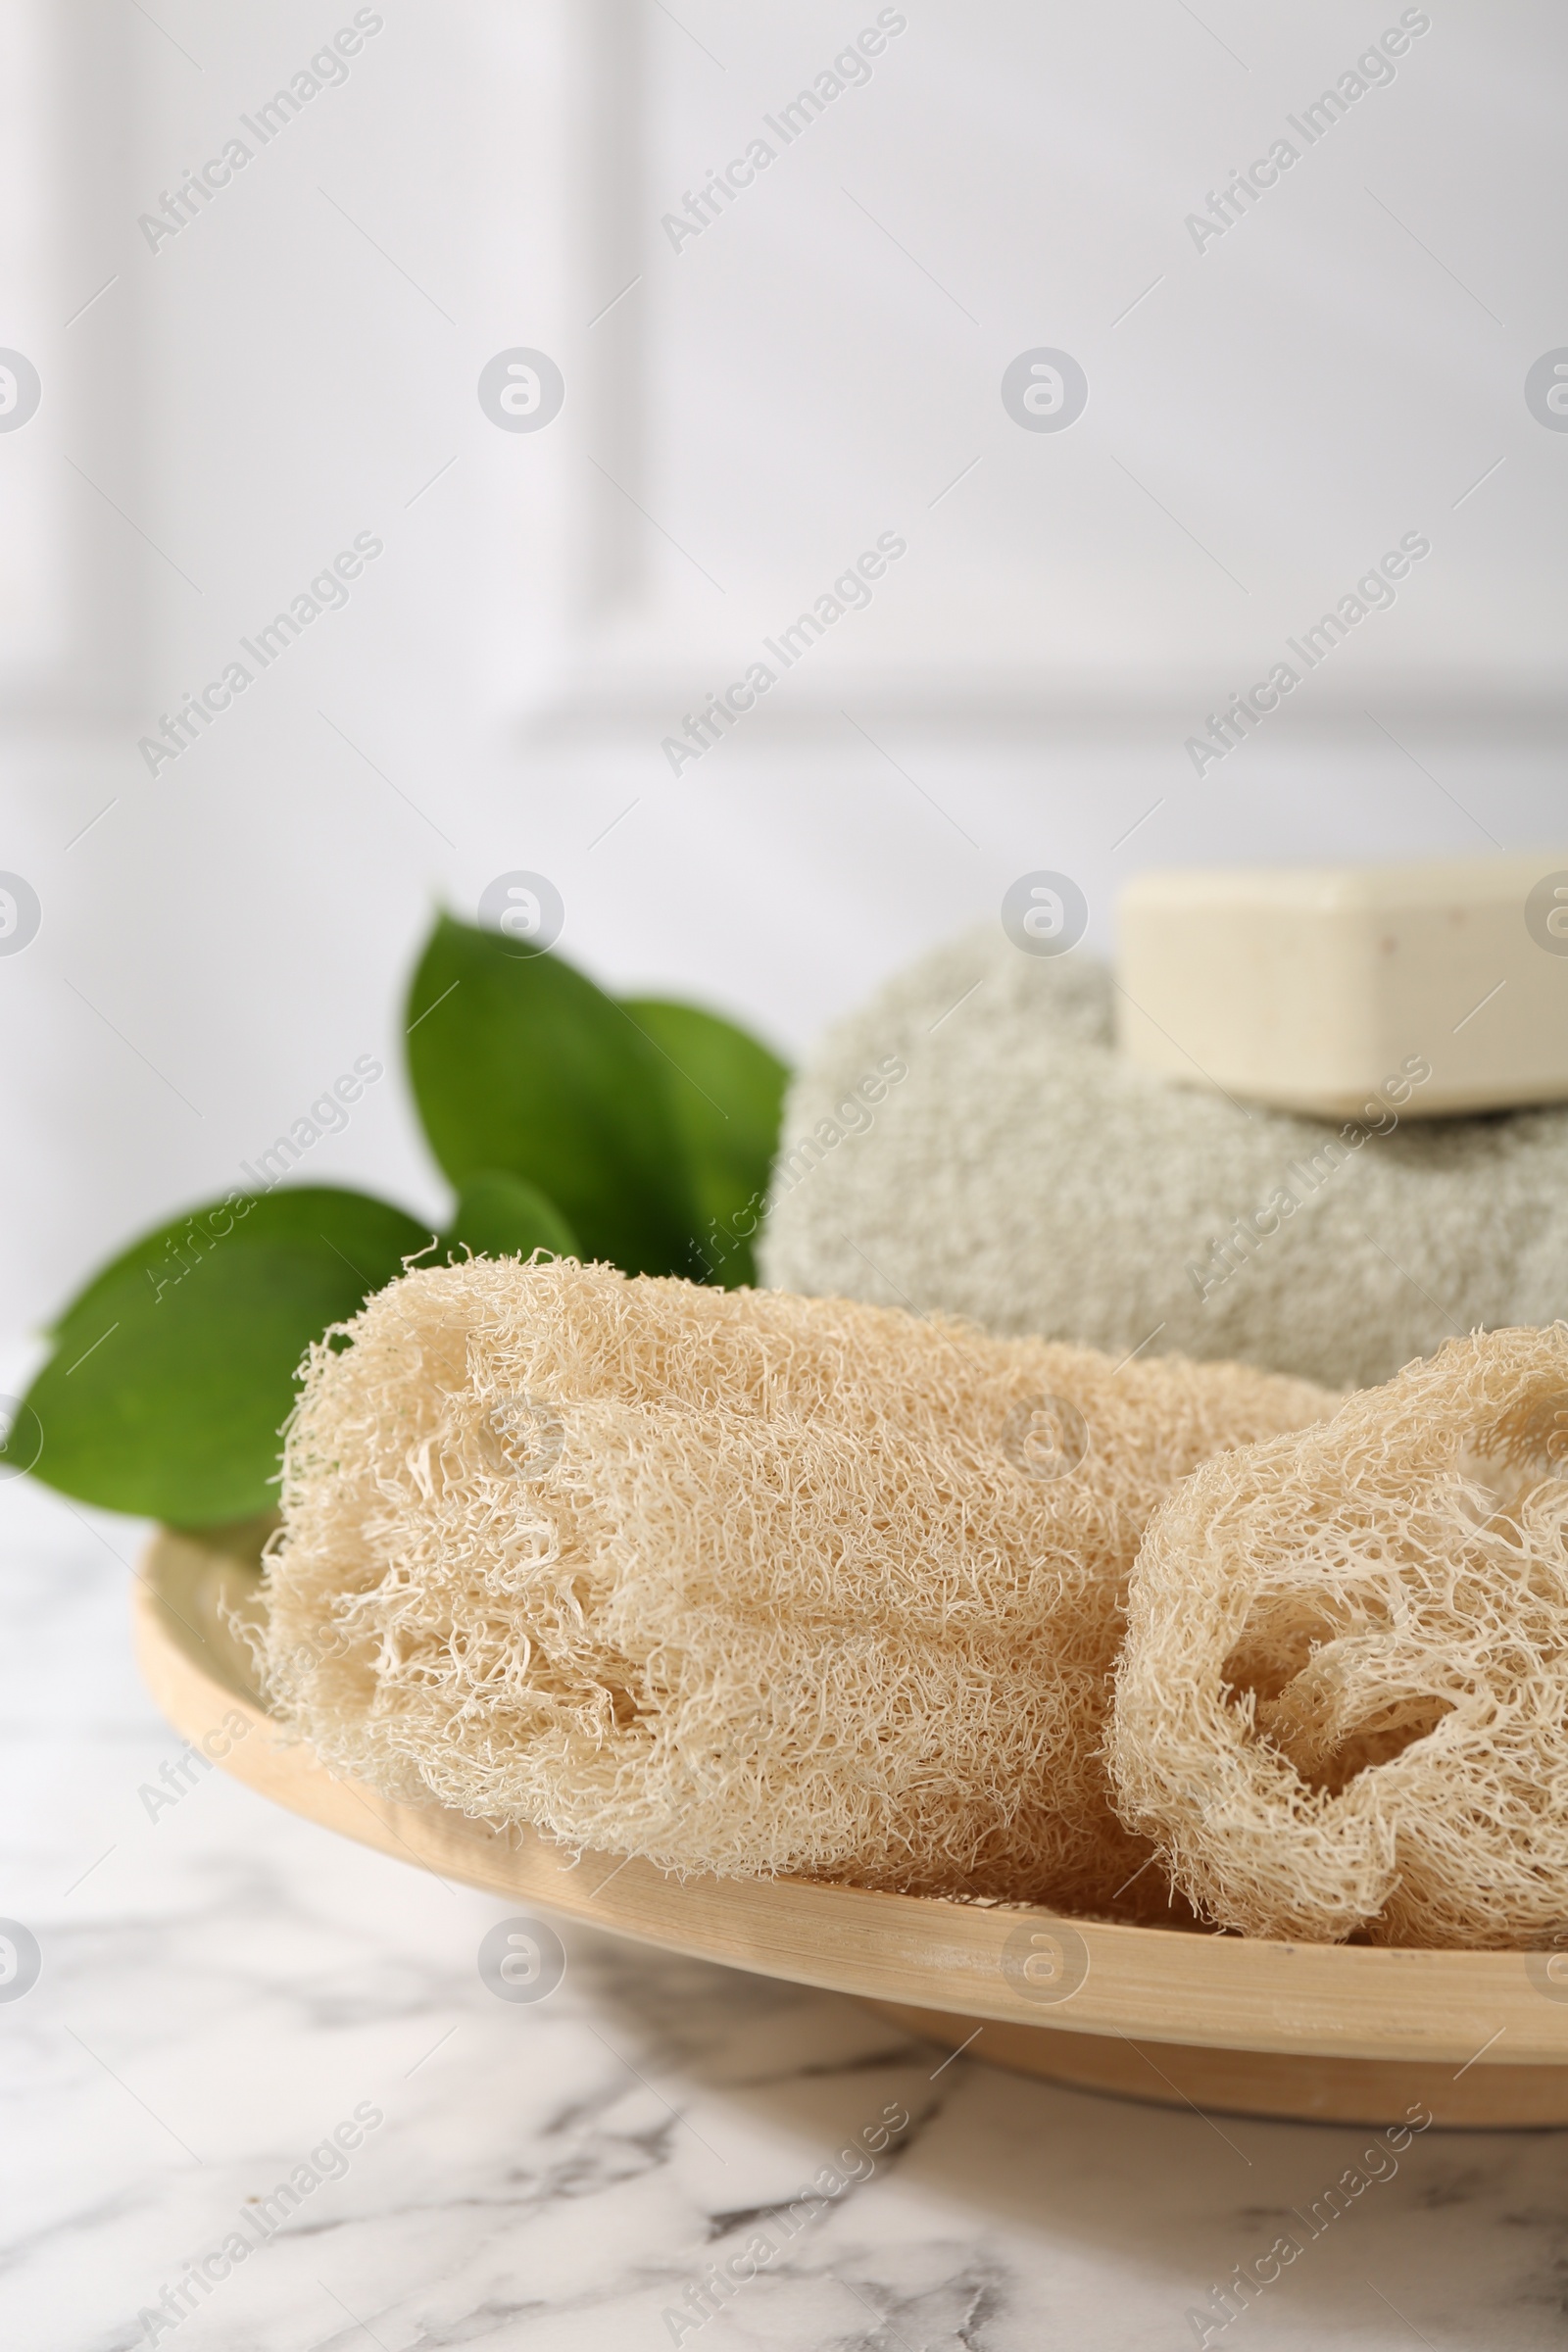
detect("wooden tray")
(135, 1528), (1568, 2131)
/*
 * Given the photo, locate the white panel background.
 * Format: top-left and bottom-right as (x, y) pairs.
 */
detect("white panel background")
(0, 0), (1564, 1351)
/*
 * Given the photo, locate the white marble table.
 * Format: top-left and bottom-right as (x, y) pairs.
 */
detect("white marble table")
(5, 1474), (1566, 2352)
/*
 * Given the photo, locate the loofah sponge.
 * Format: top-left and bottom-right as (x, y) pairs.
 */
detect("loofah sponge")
(758, 928), (1568, 1392)
(258, 1257), (1333, 1908)
(1109, 1324), (1568, 1948)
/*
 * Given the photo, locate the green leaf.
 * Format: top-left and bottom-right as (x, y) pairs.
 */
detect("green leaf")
(442, 1170), (578, 1262)
(11, 1186), (430, 1523)
(406, 915), (702, 1276)
(619, 999), (789, 1286)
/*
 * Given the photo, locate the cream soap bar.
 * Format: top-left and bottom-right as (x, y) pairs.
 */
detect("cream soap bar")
(1115, 857), (1568, 1118)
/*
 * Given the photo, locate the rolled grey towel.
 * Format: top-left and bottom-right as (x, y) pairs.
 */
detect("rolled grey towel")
(758, 928), (1568, 1393)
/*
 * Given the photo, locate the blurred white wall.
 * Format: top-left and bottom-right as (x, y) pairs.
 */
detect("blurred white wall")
(1, 0), (1564, 1344)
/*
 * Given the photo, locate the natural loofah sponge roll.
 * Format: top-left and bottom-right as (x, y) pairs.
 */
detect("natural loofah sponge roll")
(1110, 1324), (1568, 1948)
(260, 1257), (1333, 1908)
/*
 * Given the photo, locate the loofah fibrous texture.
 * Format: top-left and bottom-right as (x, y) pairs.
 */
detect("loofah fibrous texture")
(259, 1257), (1332, 1908)
(758, 929), (1568, 1392)
(1110, 1324), (1568, 1948)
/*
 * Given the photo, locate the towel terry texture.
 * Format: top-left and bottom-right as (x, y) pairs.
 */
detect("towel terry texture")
(758, 928), (1568, 1392)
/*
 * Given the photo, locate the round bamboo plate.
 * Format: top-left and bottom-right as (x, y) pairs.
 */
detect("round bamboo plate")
(136, 1527), (1568, 2131)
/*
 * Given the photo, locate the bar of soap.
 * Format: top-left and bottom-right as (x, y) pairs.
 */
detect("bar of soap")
(1115, 858), (1568, 1118)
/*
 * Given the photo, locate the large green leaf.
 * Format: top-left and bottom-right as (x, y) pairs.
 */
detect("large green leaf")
(10, 1187), (430, 1523)
(406, 916), (701, 1275)
(619, 999), (788, 1286)
(442, 1170), (578, 1262)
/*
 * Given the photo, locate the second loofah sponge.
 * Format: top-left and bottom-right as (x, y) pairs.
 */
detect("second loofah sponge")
(259, 1258), (1332, 1910)
(1110, 1324), (1568, 1948)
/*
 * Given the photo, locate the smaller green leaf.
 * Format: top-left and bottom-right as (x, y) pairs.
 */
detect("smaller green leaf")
(619, 999), (790, 1287)
(405, 916), (700, 1276)
(442, 1171), (578, 1263)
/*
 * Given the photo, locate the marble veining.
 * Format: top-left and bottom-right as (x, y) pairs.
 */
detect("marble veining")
(4, 1475), (1568, 2351)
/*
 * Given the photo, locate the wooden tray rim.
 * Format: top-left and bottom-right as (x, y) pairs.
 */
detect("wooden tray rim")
(134, 1529), (1568, 2072)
